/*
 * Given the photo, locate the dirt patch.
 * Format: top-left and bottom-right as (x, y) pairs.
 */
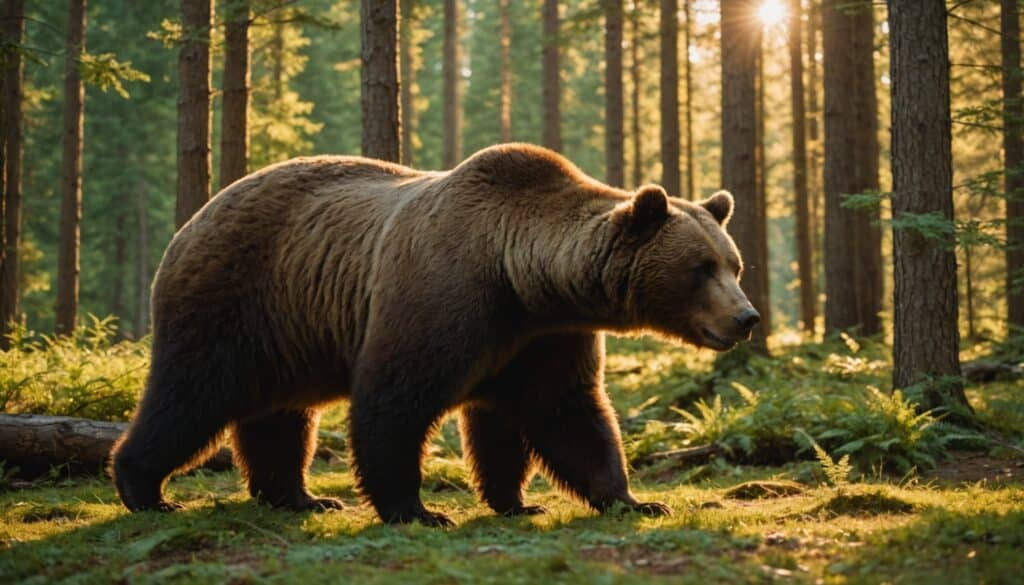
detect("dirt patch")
(725, 480), (805, 500)
(812, 492), (915, 517)
(924, 451), (1024, 485)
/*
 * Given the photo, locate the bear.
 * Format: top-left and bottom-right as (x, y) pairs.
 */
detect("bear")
(110, 143), (759, 526)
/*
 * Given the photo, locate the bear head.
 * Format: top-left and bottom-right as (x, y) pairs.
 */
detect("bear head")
(611, 185), (760, 351)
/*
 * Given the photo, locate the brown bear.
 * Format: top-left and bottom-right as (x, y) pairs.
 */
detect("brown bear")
(111, 143), (758, 526)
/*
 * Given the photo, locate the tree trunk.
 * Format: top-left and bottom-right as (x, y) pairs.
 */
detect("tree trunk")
(1003, 0), (1024, 330)
(499, 0), (512, 143)
(542, 0), (562, 152)
(888, 0), (967, 412)
(789, 0), (815, 334)
(660, 0), (680, 197)
(823, 0), (881, 336)
(684, 0), (694, 200)
(0, 0), (25, 349)
(111, 209), (127, 329)
(219, 0), (249, 189)
(176, 0), (212, 229)
(56, 0), (87, 336)
(605, 0), (624, 187)
(442, 0), (461, 169)
(807, 0), (821, 292)
(401, 0), (417, 164)
(135, 178), (150, 337)
(755, 44), (771, 335)
(720, 0), (768, 354)
(361, 0), (401, 162)
(630, 3), (642, 188)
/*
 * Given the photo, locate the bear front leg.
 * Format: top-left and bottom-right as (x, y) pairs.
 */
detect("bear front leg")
(232, 408), (345, 511)
(459, 404), (545, 517)
(349, 384), (454, 527)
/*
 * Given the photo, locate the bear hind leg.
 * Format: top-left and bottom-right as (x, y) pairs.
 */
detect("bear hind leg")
(232, 408), (344, 511)
(459, 405), (545, 517)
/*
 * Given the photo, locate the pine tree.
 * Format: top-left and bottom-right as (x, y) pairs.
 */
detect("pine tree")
(176, 0), (213, 228)
(789, 0), (815, 334)
(542, 0), (561, 152)
(56, 0), (87, 335)
(660, 0), (680, 196)
(220, 0), (250, 188)
(442, 0), (461, 168)
(1003, 0), (1023, 330)
(1, 0), (25, 347)
(888, 0), (968, 412)
(604, 0), (624, 187)
(361, 0), (401, 162)
(499, 0), (512, 142)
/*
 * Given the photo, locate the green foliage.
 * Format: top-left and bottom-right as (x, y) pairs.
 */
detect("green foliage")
(796, 429), (852, 489)
(78, 52), (150, 98)
(0, 317), (148, 421)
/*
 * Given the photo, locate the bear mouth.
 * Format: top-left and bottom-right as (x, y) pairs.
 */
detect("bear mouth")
(701, 327), (736, 351)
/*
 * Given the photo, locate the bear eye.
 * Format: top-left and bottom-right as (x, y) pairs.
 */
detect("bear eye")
(692, 260), (717, 289)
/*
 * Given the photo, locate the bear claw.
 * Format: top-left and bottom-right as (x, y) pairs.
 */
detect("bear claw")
(631, 501), (673, 517)
(502, 505), (548, 517)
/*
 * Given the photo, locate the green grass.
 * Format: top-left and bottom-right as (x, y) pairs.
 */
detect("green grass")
(1, 329), (1023, 583)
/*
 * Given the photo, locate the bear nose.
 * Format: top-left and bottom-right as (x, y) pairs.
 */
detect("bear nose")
(734, 308), (761, 333)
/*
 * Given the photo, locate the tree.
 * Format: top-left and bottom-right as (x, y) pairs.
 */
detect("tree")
(660, 0), (680, 197)
(888, 0), (967, 412)
(1, 0), (25, 348)
(1003, 0), (1023, 330)
(499, 0), (512, 143)
(176, 0), (212, 229)
(442, 0), (461, 168)
(807, 0), (821, 277)
(683, 0), (694, 199)
(720, 0), (768, 354)
(56, 0), (87, 336)
(630, 1), (642, 188)
(789, 0), (815, 334)
(822, 0), (882, 336)
(605, 0), (624, 187)
(361, 0), (401, 162)
(220, 0), (250, 189)
(400, 0), (417, 164)
(541, 0), (561, 152)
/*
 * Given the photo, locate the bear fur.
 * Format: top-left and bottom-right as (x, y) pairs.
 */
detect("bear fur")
(111, 143), (757, 526)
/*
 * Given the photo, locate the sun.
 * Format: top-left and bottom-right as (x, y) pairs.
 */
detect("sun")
(757, 0), (788, 27)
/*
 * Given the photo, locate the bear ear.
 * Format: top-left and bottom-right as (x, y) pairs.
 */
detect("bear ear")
(702, 190), (734, 225)
(626, 185), (669, 234)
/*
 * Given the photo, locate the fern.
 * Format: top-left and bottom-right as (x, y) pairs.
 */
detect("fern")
(797, 429), (853, 490)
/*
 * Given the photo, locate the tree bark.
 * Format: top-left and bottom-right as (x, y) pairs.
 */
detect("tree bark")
(888, 0), (967, 412)
(499, 0), (512, 143)
(56, 0), (87, 336)
(755, 44), (771, 335)
(361, 0), (401, 162)
(111, 209), (127, 328)
(176, 0), (212, 229)
(400, 0), (418, 165)
(789, 0), (815, 334)
(0, 0), (25, 349)
(823, 0), (881, 336)
(442, 0), (461, 169)
(1003, 0), (1024, 330)
(219, 0), (249, 189)
(630, 3), (642, 188)
(720, 0), (768, 354)
(660, 0), (680, 197)
(807, 0), (821, 290)
(605, 0), (624, 187)
(684, 0), (694, 199)
(135, 177), (150, 337)
(542, 0), (562, 152)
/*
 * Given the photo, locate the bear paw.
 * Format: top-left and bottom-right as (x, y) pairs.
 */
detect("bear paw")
(630, 501), (673, 517)
(384, 508), (455, 527)
(501, 504), (548, 517)
(276, 494), (346, 512)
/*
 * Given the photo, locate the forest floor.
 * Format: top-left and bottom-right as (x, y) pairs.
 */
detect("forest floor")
(1, 335), (1022, 584)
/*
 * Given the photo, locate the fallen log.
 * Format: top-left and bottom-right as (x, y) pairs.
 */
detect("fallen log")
(635, 443), (725, 467)
(0, 414), (338, 480)
(961, 360), (1024, 383)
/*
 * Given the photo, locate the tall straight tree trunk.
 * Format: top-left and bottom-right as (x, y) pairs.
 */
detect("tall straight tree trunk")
(111, 209), (127, 328)
(542, 0), (562, 152)
(683, 0), (694, 199)
(630, 4), (642, 188)
(807, 0), (821, 281)
(499, 0), (512, 143)
(604, 0), (624, 187)
(56, 0), (87, 336)
(1003, 0), (1024, 330)
(400, 0), (416, 164)
(219, 0), (249, 189)
(755, 45), (771, 334)
(361, 0), (401, 162)
(720, 0), (768, 354)
(823, 0), (881, 336)
(888, 0), (967, 412)
(660, 0), (680, 197)
(442, 0), (461, 168)
(176, 0), (212, 229)
(789, 0), (815, 334)
(135, 179), (150, 337)
(0, 0), (24, 348)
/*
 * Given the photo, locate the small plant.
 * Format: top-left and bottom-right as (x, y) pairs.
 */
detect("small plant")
(797, 429), (853, 491)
